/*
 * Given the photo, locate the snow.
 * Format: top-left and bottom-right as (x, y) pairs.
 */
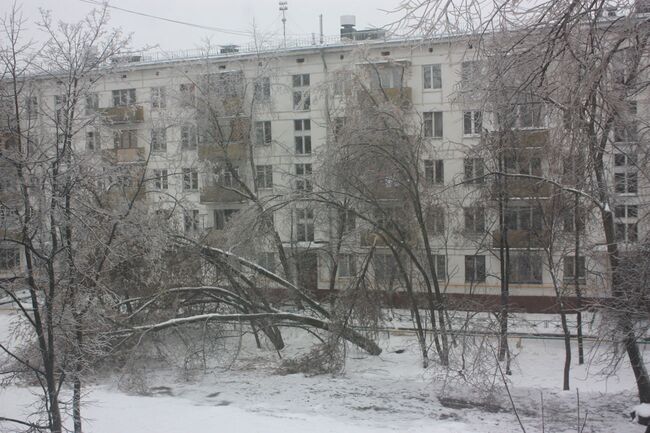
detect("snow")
(1, 309), (648, 433)
(633, 403), (650, 420)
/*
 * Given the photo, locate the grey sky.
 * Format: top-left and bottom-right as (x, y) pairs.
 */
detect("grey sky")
(15, 0), (404, 52)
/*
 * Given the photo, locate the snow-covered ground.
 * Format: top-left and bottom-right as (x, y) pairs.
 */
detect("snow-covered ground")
(0, 309), (646, 432)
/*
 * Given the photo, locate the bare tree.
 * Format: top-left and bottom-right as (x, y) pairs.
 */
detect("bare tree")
(0, 4), (137, 432)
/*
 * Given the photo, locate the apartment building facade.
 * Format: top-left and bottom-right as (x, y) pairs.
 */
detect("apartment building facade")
(1, 20), (646, 309)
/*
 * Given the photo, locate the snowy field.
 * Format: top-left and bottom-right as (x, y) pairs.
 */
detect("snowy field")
(0, 309), (646, 433)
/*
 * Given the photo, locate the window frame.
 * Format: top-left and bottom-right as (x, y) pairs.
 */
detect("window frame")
(294, 119), (312, 154)
(292, 74), (311, 111)
(295, 163), (313, 191)
(151, 128), (167, 152)
(423, 64), (442, 90)
(423, 111), (443, 138)
(255, 165), (273, 189)
(153, 168), (169, 190)
(463, 111), (482, 136)
(180, 124), (198, 150)
(182, 168), (199, 191)
(255, 121), (272, 146)
(337, 254), (357, 278)
(112, 88), (136, 107)
(464, 255), (486, 283)
(0, 246), (20, 271)
(424, 159), (444, 184)
(463, 158), (485, 184)
(295, 208), (315, 242)
(150, 86), (166, 109)
(463, 206), (486, 233)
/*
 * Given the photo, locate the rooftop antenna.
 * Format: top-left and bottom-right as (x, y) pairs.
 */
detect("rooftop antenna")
(319, 14), (323, 44)
(279, 1), (288, 47)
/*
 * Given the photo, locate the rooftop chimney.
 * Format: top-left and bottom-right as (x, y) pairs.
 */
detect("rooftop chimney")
(340, 15), (356, 39)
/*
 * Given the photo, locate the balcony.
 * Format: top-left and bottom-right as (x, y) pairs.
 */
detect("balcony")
(200, 185), (247, 203)
(358, 87), (412, 108)
(198, 142), (248, 161)
(485, 129), (548, 148)
(494, 178), (554, 198)
(222, 96), (243, 116)
(103, 186), (145, 206)
(0, 131), (17, 150)
(492, 229), (550, 248)
(100, 105), (144, 124)
(102, 147), (145, 163)
(361, 230), (388, 247)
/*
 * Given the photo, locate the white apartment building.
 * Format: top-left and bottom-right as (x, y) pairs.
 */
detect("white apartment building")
(1, 17), (646, 311)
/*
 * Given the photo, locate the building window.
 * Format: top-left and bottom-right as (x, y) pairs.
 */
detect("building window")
(257, 252), (276, 271)
(614, 101), (638, 142)
(434, 254), (446, 280)
(464, 158), (485, 184)
(426, 206), (445, 234)
(113, 129), (138, 148)
(423, 111), (443, 138)
(296, 208), (314, 241)
(615, 203), (638, 243)
(465, 255), (486, 283)
(294, 119), (311, 154)
(423, 64), (442, 90)
(254, 77), (271, 102)
(153, 169), (169, 190)
(337, 254), (357, 278)
(464, 206), (485, 233)
(460, 61), (481, 89)
(292, 74), (310, 111)
(504, 206), (543, 231)
(112, 88), (136, 107)
(85, 129), (100, 151)
(614, 172), (638, 194)
(179, 83), (196, 106)
(332, 71), (350, 96)
(255, 165), (273, 189)
(614, 152), (637, 168)
(255, 121), (272, 146)
(151, 86), (166, 109)
(0, 176), (15, 193)
(184, 209), (200, 232)
(182, 168), (199, 191)
(424, 159), (444, 184)
(564, 256), (586, 283)
(616, 223), (638, 242)
(374, 253), (398, 283)
(25, 96), (38, 119)
(0, 206), (12, 227)
(463, 111), (482, 136)
(214, 209), (239, 230)
(514, 94), (544, 128)
(219, 167), (239, 188)
(151, 128), (167, 152)
(504, 154), (542, 176)
(370, 66), (404, 90)
(85, 93), (98, 115)
(562, 207), (582, 233)
(0, 247), (20, 271)
(510, 254), (543, 284)
(615, 204), (638, 219)
(295, 163), (313, 191)
(181, 125), (197, 150)
(338, 208), (356, 233)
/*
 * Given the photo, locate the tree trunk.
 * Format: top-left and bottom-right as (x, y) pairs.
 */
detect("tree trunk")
(573, 195), (584, 365)
(560, 310), (571, 391)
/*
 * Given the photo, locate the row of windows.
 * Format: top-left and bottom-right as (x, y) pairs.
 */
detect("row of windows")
(253, 251), (585, 284)
(151, 164), (309, 192)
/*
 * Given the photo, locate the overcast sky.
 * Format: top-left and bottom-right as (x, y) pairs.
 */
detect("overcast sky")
(15, 0), (404, 52)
